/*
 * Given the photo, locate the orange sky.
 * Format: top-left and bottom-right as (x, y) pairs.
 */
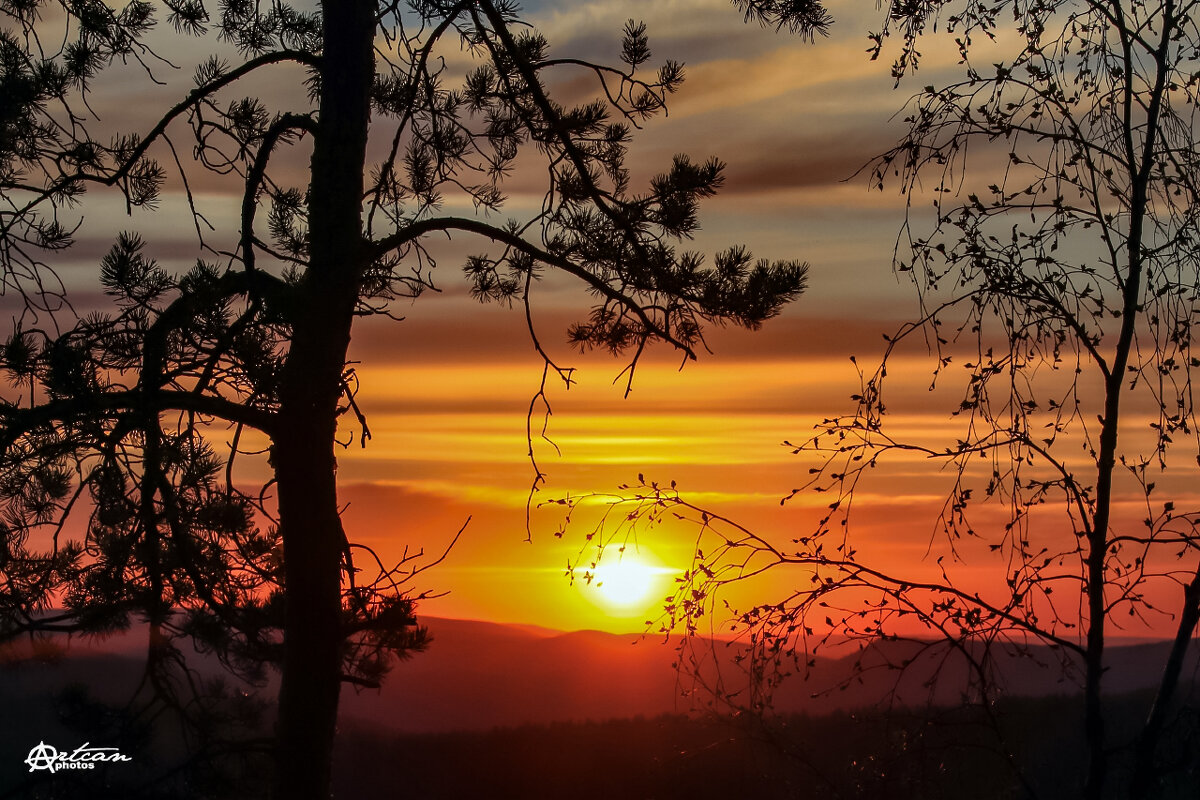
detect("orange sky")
(25, 0), (1200, 637)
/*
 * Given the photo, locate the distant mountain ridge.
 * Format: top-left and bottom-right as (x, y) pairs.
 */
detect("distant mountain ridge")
(1, 617), (1195, 735)
(341, 617), (1200, 732)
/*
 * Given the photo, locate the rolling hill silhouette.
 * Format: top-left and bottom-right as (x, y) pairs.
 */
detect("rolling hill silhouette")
(2, 617), (1195, 735)
(340, 618), (1199, 731)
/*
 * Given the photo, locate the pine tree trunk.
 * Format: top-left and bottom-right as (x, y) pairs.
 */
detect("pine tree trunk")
(271, 2), (375, 797)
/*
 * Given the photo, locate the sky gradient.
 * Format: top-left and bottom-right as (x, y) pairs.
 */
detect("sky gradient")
(27, 0), (1200, 637)
(327, 0), (921, 632)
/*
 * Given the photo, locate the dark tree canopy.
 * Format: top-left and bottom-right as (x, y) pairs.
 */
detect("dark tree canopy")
(0, 0), (808, 796)
(733, 0), (832, 37)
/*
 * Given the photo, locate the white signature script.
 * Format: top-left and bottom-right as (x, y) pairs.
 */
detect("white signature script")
(24, 742), (133, 773)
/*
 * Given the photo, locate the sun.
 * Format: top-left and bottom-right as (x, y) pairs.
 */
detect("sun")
(579, 554), (673, 617)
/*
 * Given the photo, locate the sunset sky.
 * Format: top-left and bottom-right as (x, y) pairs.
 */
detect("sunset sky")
(30, 0), (1199, 637)
(334, 0), (922, 632)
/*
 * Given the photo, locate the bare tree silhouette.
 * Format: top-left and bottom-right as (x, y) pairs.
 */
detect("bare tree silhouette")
(562, 1), (1200, 798)
(0, 1), (811, 796)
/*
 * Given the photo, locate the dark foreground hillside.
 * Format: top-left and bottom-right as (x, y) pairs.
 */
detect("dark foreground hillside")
(334, 695), (1200, 800)
(1, 619), (1198, 798)
(2, 684), (1198, 798)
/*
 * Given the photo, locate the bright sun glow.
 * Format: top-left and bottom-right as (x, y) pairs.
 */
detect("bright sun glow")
(580, 555), (673, 617)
